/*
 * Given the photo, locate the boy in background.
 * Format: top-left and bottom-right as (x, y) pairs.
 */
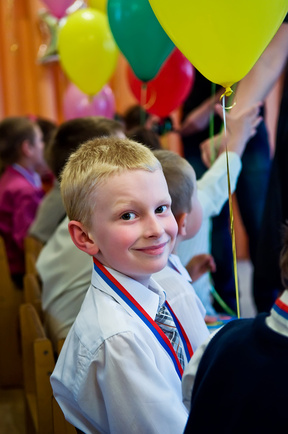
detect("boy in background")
(155, 102), (262, 323)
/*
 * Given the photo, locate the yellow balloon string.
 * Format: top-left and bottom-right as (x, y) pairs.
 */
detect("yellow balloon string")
(222, 94), (241, 319)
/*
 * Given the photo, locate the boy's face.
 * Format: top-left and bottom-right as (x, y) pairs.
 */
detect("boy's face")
(185, 168), (203, 239)
(88, 168), (177, 285)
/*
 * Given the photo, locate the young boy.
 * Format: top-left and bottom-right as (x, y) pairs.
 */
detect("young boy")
(0, 116), (45, 287)
(51, 137), (191, 433)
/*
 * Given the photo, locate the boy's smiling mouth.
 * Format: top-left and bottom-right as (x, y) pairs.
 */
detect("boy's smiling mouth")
(134, 241), (170, 256)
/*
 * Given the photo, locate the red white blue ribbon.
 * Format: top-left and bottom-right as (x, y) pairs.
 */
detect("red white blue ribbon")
(274, 298), (288, 319)
(93, 258), (193, 379)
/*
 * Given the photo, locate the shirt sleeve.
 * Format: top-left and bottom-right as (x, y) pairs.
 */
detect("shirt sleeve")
(53, 330), (189, 433)
(197, 152), (242, 220)
(181, 330), (219, 411)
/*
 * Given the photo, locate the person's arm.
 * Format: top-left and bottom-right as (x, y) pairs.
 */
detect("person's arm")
(200, 102), (263, 167)
(180, 89), (223, 136)
(231, 21), (288, 115)
(185, 253), (216, 282)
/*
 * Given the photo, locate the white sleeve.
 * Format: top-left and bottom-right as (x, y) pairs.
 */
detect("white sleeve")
(182, 329), (219, 411)
(52, 330), (189, 433)
(197, 152), (242, 220)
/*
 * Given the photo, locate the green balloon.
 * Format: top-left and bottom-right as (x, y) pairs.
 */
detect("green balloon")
(108, 0), (174, 82)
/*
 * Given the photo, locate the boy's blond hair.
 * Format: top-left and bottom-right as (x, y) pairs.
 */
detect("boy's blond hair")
(153, 150), (194, 218)
(61, 137), (161, 229)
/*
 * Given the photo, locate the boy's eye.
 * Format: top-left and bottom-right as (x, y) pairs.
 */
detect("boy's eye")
(121, 212), (136, 221)
(155, 205), (168, 214)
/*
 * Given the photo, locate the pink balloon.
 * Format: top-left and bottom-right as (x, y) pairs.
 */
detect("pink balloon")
(41, 0), (75, 19)
(63, 83), (116, 120)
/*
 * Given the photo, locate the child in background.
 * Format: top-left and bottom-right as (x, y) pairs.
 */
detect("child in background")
(163, 102), (263, 321)
(127, 125), (162, 151)
(0, 116), (45, 287)
(51, 137), (192, 433)
(182, 223), (288, 433)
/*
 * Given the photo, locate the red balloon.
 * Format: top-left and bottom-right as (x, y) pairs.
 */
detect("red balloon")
(127, 48), (195, 118)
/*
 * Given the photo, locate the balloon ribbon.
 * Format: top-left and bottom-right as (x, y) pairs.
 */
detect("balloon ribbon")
(221, 94), (240, 319)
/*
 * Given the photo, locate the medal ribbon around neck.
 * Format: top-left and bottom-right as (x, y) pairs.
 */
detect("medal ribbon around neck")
(93, 258), (193, 379)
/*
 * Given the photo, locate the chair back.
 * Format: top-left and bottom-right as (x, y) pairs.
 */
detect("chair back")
(24, 273), (44, 323)
(20, 302), (77, 434)
(20, 302), (54, 434)
(0, 235), (23, 386)
(24, 236), (44, 276)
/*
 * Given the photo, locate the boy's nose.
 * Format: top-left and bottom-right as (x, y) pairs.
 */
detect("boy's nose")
(144, 215), (165, 238)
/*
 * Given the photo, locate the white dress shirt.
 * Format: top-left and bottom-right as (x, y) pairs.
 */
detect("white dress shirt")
(51, 264), (189, 434)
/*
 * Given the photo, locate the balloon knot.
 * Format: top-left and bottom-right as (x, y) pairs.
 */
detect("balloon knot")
(220, 87), (236, 110)
(220, 87), (233, 99)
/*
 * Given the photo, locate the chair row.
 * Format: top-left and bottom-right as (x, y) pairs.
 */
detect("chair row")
(0, 235), (43, 387)
(20, 302), (77, 434)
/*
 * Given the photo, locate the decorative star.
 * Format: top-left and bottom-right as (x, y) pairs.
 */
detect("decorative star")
(37, 9), (59, 64)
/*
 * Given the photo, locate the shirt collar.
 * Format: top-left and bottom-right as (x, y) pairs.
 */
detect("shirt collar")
(91, 263), (166, 321)
(168, 254), (192, 282)
(12, 164), (42, 188)
(266, 290), (288, 337)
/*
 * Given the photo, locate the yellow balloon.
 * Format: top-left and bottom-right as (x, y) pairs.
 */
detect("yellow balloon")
(88, 0), (107, 13)
(58, 8), (118, 95)
(148, 0), (288, 90)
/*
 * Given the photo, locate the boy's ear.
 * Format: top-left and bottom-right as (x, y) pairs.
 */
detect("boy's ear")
(21, 139), (33, 158)
(176, 212), (187, 237)
(68, 221), (99, 256)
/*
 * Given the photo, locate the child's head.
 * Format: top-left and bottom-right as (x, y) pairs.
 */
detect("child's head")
(154, 150), (203, 240)
(0, 116), (44, 169)
(46, 116), (125, 181)
(127, 125), (162, 151)
(61, 137), (177, 284)
(123, 105), (148, 131)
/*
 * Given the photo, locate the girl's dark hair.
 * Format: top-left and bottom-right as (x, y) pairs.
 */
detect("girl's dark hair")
(0, 117), (36, 166)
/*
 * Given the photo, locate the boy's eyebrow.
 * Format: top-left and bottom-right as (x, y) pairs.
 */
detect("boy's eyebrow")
(113, 195), (172, 210)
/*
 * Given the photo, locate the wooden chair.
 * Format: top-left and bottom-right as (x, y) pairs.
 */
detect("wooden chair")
(0, 235), (23, 386)
(24, 236), (44, 276)
(52, 396), (77, 434)
(24, 273), (44, 323)
(20, 303), (77, 434)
